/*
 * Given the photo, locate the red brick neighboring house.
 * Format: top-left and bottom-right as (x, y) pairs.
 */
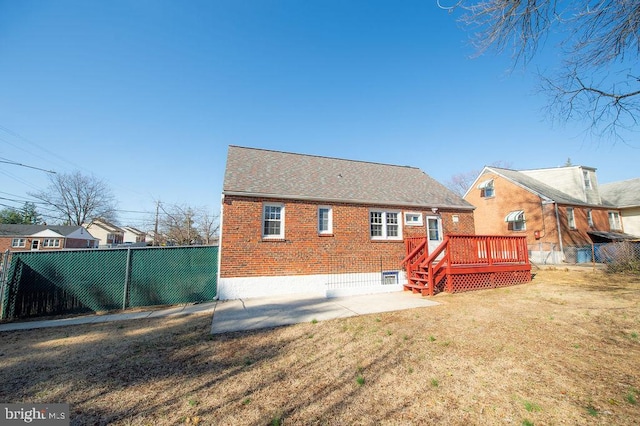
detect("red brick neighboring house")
(219, 146), (475, 299)
(464, 165), (634, 264)
(0, 224), (98, 252)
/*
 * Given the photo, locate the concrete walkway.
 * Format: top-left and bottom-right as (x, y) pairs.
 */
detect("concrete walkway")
(210, 291), (439, 334)
(0, 302), (217, 332)
(0, 291), (439, 334)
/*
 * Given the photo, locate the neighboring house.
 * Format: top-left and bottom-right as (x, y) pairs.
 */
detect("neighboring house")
(121, 226), (147, 244)
(601, 178), (640, 238)
(83, 218), (125, 247)
(0, 224), (98, 252)
(218, 146), (475, 299)
(464, 165), (634, 264)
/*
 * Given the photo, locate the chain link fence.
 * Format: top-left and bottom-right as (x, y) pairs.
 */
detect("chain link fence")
(565, 242), (640, 273)
(528, 241), (640, 272)
(1, 246), (218, 320)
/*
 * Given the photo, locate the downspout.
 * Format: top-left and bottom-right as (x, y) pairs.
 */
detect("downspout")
(554, 203), (564, 260)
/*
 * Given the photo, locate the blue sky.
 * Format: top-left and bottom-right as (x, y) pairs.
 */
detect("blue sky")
(1, 1), (638, 229)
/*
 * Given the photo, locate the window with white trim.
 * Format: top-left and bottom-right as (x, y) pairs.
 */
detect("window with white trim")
(583, 170), (592, 189)
(608, 211), (622, 231)
(11, 238), (26, 248)
(262, 203), (284, 238)
(370, 210), (402, 240)
(43, 239), (61, 248)
(477, 179), (495, 198)
(505, 210), (526, 231)
(567, 208), (576, 230)
(404, 212), (423, 226)
(318, 206), (333, 234)
(587, 209), (594, 227)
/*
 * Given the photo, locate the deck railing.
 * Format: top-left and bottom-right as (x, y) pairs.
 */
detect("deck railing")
(447, 234), (529, 265)
(402, 234), (530, 296)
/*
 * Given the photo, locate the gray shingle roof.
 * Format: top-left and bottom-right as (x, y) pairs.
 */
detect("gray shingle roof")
(223, 146), (473, 209)
(487, 167), (616, 207)
(600, 178), (640, 208)
(0, 224), (85, 237)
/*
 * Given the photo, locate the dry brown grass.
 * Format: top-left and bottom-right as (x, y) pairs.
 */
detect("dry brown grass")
(1, 268), (639, 425)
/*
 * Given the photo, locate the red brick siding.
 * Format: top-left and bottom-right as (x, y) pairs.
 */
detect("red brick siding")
(465, 172), (618, 246)
(558, 205), (617, 245)
(0, 237), (88, 252)
(65, 238), (94, 249)
(0, 237), (22, 252)
(220, 196), (475, 278)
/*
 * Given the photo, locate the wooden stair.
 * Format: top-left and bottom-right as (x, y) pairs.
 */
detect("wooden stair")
(401, 235), (532, 296)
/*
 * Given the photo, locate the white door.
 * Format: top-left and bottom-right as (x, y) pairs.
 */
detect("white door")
(426, 216), (443, 256)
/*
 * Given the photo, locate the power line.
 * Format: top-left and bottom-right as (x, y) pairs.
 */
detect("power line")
(0, 169), (44, 191)
(0, 125), (86, 173)
(0, 157), (56, 174)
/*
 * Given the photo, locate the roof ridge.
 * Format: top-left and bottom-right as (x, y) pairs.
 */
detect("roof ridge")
(228, 145), (420, 170)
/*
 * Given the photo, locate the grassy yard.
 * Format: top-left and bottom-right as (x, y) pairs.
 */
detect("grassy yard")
(1, 268), (639, 425)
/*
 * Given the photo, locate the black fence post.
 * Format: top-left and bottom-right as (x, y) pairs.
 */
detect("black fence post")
(123, 247), (132, 310)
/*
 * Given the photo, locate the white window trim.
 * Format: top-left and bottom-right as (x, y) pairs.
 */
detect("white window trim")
(608, 211), (622, 231)
(262, 202), (285, 239)
(583, 170), (592, 189)
(587, 209), (594, 227)
(318, 205), (333, 234)
(43, 238), (61, 248)
(505, 210), (526, 231)
(512, 218), (526, 231)
(11, 238), (26, 248)
(370, 209), (403, 241)
(478, 179), (495, 198)
(404, 212), (423, 226)
(567, 207), (576, 230)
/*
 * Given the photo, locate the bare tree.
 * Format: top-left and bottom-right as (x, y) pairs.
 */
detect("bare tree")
(29, 171), (117, 225)
(197, 208), (220, 244)
(452, 0), (640, 139)
(445, 160), (513, 196)
(157, 203), (219, 246)
(445, 169), (481, 196)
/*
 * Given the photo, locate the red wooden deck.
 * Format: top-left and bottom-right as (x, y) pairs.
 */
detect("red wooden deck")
(402, 235), (532, 296)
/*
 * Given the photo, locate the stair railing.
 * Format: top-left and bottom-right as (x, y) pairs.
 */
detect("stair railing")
(423, 236), (450, 295)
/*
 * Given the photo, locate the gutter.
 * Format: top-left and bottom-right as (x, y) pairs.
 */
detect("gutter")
(222, 191), (475, 211)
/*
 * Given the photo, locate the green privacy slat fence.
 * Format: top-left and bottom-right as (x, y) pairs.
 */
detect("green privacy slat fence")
(1, 246), (217, 320)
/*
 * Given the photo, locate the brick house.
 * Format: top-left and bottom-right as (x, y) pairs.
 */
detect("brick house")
(0, 224), (98, 252)
(464, 165), (633, 264)
(601, 178), (640, 238)
(218, 146), (475, 299)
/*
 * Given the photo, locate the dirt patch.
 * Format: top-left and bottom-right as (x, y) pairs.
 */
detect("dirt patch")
(1, 268), (639, 425)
